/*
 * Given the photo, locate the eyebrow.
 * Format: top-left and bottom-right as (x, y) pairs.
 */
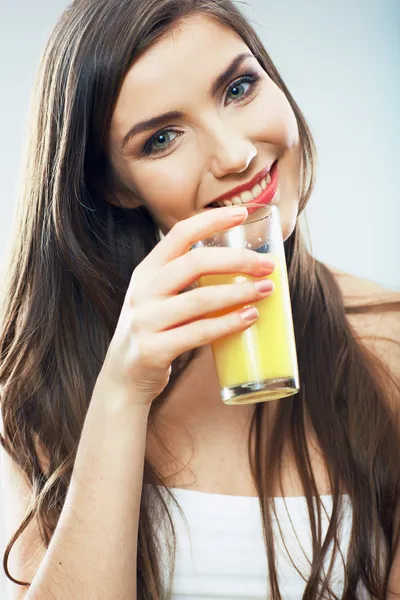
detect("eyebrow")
(120, 51), (256, 149)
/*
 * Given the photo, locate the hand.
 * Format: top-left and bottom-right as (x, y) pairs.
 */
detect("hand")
(96, 206), (275, 408)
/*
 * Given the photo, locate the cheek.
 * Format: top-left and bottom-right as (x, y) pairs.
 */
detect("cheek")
(255, 85), (301, 241)
(252, 84), (300, 150)
(130, 159), (198, 212)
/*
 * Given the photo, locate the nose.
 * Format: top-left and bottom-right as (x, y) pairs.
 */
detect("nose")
(208, 123), (257, 178)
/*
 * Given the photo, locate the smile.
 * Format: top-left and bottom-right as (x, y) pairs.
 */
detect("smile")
(205, 160), (279, 209)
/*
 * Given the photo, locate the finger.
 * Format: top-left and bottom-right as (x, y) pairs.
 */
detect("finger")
(131, 278), (274, 332)
(140, 303), (261, 366)
(136, 205), (248, 272)
(146, 247), (275, 298)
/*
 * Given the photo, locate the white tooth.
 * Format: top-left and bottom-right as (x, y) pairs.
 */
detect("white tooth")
(217, 174), (271, 208)
(252, 184), (263, 198)
(240, 190), (254, 203)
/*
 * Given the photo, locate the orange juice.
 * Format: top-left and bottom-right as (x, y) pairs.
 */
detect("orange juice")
(199, 251), (299, 404)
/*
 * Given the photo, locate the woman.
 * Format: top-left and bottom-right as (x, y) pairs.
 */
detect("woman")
(0, 0), (399, 598)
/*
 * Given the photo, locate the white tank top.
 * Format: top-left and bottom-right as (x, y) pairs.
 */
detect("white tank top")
(145, 485), (375, 599)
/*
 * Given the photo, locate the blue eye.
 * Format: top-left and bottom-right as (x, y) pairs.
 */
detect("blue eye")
(225, 73), (261, 105)
(226, 80), (251, 102)
(144, 129), (179, 155)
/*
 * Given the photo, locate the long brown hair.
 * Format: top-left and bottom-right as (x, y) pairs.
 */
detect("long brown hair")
(1, 1), (399, 598)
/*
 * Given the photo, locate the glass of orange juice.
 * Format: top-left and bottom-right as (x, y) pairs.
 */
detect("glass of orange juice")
(190, 203), (299, 405)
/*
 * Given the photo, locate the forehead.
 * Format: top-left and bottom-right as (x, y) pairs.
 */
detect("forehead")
(110, 14), (249, 142)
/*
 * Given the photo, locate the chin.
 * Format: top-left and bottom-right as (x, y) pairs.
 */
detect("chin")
(272, 189), (299, 242)
(281, 214), (298, 242)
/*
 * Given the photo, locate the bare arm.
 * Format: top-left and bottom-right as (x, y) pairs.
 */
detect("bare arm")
(25, 387), (149, 600)
(0, 382), (150, 600)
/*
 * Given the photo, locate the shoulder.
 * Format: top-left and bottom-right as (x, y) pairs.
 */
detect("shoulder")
(327, 263), (400, 328)
(327, 263), (400, 390)
(325, 267), (400, 574)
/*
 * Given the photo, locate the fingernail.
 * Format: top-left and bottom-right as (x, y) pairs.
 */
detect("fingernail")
(230, 206), (248, 219)
(259, 255), (274, 270)
(240, 305), (259, 321)
(254, 279), (273, 293)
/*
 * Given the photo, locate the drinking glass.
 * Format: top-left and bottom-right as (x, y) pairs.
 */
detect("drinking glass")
(190, 203), (299, 405)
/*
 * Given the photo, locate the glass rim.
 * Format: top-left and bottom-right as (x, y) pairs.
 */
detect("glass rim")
(190, 203), (278, 250)
(234, 202), (276, 226)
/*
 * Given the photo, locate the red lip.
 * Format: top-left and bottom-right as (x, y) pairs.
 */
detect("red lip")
(245, 161), (279, 214)
(206, 161), (276, 206)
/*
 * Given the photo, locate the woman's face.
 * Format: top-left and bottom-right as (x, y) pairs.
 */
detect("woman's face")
(108, 13), (301, 240)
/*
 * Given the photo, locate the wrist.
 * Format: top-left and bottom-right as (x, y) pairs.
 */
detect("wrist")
(91, 375), (152, 421)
